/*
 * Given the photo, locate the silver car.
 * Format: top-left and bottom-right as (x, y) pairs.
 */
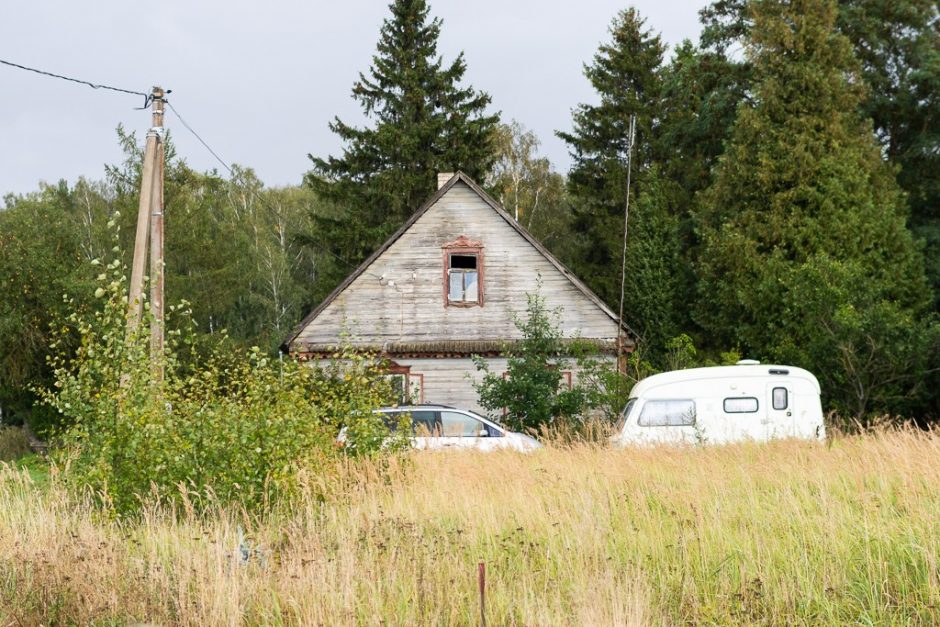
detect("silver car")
(375, 404), (542, 452)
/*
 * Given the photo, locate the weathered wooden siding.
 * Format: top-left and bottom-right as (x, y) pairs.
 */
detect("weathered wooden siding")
(399, 357), (503, 415)
(312, 356), (616, 417)
(294, 181), (621, 347)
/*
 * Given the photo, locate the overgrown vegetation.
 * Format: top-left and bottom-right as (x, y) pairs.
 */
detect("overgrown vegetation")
(693, 0), (938, 419)
(39, 247), (400, 515)
(3, 430), (940, 624)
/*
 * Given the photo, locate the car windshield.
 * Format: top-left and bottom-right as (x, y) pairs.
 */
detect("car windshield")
(462, 408), (503, 429)
(615, 399), (637, 432)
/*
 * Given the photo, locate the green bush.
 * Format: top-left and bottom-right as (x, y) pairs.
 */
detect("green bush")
(40, 251), (400, 515)
(473, 289), (597, 433)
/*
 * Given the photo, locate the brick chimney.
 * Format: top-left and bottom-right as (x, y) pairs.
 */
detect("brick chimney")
(437, 172), (454, 189)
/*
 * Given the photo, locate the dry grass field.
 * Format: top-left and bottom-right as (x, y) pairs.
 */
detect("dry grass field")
(2, 429), (940, 625)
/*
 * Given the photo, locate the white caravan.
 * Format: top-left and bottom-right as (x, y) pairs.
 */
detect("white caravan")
(612, 362), (826, 446)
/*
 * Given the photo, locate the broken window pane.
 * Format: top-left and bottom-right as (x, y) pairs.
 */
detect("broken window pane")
(450, 254), (477, 269)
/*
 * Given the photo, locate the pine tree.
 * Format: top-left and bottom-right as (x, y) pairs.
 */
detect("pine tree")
(694, 0), (936, 418)
(306, 0), (498, 285)
(557, 9), (687, 352)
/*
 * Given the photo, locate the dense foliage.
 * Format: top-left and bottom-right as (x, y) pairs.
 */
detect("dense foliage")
(699, 0), (940, 314)
(693, 0), (937, 418)
(0, 132), (322, 430)
(39, 240), (399, 514)
(556, 10), (690, 354)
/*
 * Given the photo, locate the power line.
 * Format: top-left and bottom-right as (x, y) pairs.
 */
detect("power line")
(165, 102), (233, 176)
(1, 57), (367, 277)
(0, 58), (152, 106)
(164, 101), (374, 277)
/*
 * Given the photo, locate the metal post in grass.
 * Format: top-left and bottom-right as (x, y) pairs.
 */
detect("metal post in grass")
(478, 561), (486, 626)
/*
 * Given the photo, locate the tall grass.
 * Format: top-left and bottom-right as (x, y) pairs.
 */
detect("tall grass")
(2, 429), (940, 625)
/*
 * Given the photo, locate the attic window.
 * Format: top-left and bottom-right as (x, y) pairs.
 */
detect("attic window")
(443, 237), (484, 307)
(448, 254), (479, 303)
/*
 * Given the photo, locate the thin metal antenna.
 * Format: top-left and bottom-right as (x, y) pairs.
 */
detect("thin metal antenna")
(617, 114), (637, 367)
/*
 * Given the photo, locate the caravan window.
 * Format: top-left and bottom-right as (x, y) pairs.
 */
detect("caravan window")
(772, 387), (788, 410)
(724, 397), (759, 413)
(638, 400), (696, 427)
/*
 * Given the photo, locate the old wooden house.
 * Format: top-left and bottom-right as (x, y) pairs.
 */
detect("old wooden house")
(283, 172), (634, 413)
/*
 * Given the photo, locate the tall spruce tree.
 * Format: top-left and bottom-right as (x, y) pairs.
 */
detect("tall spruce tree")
(694, 0), (937, 419)
(557, 9), (687, 353)
(656, 40), (748, 205)
(699, 0), (940, 310)
(306, 0), (498, 289)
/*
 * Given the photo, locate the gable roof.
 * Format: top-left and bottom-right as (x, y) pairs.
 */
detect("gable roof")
(283, 171), (637, 352)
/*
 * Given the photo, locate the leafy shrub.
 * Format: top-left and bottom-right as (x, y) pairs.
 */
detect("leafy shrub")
(40, 250), (399, 514)
(575, 350), (654, 423)
(473, 290), (597, 433)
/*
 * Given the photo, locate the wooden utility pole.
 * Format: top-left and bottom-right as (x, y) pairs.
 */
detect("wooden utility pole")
(149, 102), (166, 382)
(127, 87), (166, 333)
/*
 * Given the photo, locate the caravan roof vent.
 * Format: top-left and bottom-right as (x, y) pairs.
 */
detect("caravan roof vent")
(736, 359), (761, 366)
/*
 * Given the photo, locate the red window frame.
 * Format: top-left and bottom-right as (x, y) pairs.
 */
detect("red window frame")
(442, 236), (484, 308)
(385, 363), (424, 404)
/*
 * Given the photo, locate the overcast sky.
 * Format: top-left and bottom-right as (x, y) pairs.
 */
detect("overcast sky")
(0, 1), (705, 198)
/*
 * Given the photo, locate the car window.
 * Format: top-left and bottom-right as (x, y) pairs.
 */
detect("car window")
(440, 411), (488, 437)
(409, 411), (440, 436)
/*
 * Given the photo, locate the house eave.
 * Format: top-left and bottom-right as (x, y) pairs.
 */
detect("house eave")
(290, 337), (628, 360)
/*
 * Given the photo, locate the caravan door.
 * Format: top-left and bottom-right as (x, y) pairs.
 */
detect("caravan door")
(720, 395), (766, 441)
(765, 383), (794, 438)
